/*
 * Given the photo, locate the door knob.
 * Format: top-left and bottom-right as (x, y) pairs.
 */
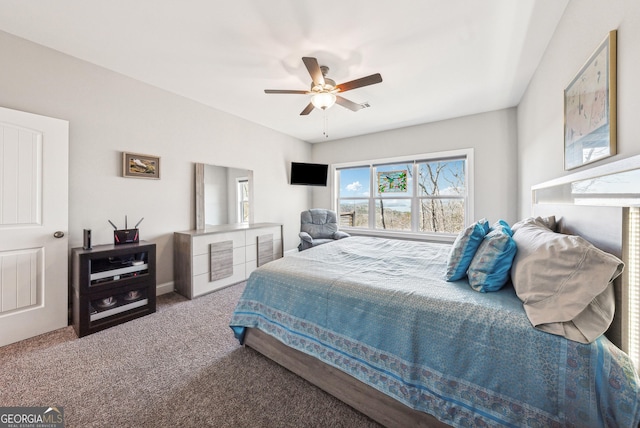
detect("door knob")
(53, 231), (65, 238)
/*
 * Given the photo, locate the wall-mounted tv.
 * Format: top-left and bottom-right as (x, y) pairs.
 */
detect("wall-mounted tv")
(290, 162), (328, 186)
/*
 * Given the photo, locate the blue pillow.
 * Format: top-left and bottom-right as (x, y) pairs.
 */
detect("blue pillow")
(492, 219), (512, 235)
(446, 218), (490, 281)
(467, 221), (517, 292)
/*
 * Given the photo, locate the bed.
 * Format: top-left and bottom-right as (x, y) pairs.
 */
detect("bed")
(229, 205), (640, 427)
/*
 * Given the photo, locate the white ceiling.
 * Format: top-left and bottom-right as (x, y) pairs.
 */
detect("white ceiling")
(0, 0), (568, 143)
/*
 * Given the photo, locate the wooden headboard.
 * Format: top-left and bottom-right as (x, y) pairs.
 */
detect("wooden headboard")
(533, 203), (631, 352)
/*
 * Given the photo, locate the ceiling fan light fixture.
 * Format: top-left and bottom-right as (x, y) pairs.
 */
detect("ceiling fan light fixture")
(264, 57), (382, 116)
(311, 92), (336, 110)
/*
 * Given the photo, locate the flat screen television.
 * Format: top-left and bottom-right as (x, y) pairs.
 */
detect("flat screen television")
(290, 162), (328, 186)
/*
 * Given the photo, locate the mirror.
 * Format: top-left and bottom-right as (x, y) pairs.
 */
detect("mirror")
(195, 163), (254, 229)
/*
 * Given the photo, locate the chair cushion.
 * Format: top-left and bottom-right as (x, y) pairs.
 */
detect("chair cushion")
(300, 209), (339, 239)
(310, 238), (334, 246)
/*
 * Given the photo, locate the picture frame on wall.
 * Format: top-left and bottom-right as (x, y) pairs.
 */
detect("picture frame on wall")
(122, 152), (160, 179)
(564, 30), (617, 170)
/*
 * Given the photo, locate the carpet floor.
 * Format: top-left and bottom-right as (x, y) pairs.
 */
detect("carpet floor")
(0, 283), (381, 427)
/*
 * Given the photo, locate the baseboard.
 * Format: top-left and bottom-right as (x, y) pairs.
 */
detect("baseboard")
(156, 281), (175, 295)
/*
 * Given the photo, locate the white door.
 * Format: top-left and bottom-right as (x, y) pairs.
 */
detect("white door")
(0, 106), (69, 347)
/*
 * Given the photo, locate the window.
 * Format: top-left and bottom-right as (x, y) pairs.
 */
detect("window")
(237, 178), (249, 223)
(415, 159), (466, 233)
(335, 150), (472, 239)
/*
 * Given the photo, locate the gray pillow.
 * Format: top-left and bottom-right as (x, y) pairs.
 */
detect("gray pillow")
(511, 215), (556, 233)
(510, 218), (624, 343)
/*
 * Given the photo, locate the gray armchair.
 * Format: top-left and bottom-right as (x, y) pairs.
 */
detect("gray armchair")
(298, 209), (350, 251)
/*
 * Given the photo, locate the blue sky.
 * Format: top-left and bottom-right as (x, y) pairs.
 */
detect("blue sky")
(339, 167), (371, 198)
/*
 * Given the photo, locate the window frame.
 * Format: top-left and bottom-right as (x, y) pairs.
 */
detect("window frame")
(236, 177), (250, 224)
(332, 148), (474, 242)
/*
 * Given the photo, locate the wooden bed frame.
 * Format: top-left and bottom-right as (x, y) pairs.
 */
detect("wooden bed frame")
(245, 328), (448, 428)
(243, 204), (632, 427)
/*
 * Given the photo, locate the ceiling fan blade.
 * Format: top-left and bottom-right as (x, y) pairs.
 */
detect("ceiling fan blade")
(335, 96), (365, 112)
(302, 57), (325, 86)
(336, 73), (383, 92)
(300, 102), (315, 116)
(264, 89), (309, 94)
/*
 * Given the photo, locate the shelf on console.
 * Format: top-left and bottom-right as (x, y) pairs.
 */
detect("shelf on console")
(90, 298), (149, 322)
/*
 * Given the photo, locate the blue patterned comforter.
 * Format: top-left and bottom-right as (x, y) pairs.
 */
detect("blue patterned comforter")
(229, 237), (640, 427)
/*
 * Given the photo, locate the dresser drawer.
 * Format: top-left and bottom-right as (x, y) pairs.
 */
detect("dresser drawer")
(192, 247), (246, 276)
(246, 225), (282, 263)
(192, 231), (246, 255)
(192, 263), (245, 297)
(246, 226), (281, 243)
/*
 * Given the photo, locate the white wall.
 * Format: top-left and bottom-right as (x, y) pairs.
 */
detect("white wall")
(0, 30), (311, 288)
(517, 0), (640, 216)
(311, 108), (518, 225)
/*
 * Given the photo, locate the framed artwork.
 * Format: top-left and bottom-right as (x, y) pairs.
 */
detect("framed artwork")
(564, 30), (617, 170)
(377, 170), (408, 193)
(122, 152), (160, 179)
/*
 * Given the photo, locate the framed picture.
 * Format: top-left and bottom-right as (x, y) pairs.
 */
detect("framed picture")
(122, 152), (160, 179)
(564, 30), (617, 170)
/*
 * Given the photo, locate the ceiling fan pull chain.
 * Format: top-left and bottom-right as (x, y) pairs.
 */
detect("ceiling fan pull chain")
(323, 112), (329, 138)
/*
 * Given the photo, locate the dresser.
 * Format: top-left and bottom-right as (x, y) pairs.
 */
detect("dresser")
(174, 223), (283, 299)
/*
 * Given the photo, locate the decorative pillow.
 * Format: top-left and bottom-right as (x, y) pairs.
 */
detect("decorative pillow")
(445, 218), (489, 281)
(541, 215), (557, 232)
(467, 220), (517, 292)
(510, 219), (624, 343)
(491, 219), (512, 233)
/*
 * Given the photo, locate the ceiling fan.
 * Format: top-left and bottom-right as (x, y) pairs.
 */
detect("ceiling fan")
(264, 57), (383, 115)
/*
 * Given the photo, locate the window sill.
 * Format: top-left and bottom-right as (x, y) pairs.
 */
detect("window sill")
(341, 228), (456, 244)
